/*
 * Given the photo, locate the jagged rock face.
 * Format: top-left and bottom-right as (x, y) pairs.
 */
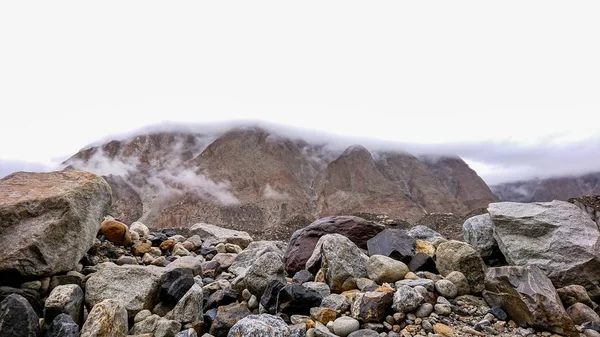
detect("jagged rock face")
(63, 126), (497, 238)
(375, 152), (467, 215)
(422, 156), (499, 211)
(101, 174), (143, 224)
(314, 146), (425, 222)
(491, 172), (600, 203)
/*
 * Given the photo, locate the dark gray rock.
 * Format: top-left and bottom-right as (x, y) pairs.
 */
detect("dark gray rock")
(160, 268), (195, 305)
(0, 294), (40, 337)
(260, 279), (286, 314)
(367, 229), (415, 263)
(45, 313), (79, 337)
(406, 225), (443, 242)
(277, 283), (323, 316)
(408, 253), (437, 273)
(292, 270), (314, 284)
(0, 287), (43, 317)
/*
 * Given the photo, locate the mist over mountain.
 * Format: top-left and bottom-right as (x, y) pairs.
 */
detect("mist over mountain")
(58, 122), (498, 239)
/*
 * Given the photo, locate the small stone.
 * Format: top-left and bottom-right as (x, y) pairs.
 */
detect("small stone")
(116, 255), (138, 265)
(367, 255), (409, 284)
(293, 270), (315, 284)
(434, 280), (457, 299)
(248, 295), (258, 310)
(310, 307), (337, 325)
(332, 316), (361, 337)
(160, 240), (176, 251)
(393, 312), (406, 323)
(215, 243), (226, 253)
(20, 281), (42, 291)
(483, 313), (495, 323)
(131, 242), (152, 256)
(489, 306), (508, 321)
(404, 272), (419, 280)
(225, 243), (243, 253)
(434, 304), (451, 316)
(415, 303), (434, 318)
(392, 286), (424, 313)
(422, 319), (433, 332)
(444, 271), (470, 296)
(433, 323), (453, 337)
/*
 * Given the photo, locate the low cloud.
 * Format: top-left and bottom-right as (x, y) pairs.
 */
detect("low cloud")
(8, 119), (600, 188)
(263, 183), (290, 201)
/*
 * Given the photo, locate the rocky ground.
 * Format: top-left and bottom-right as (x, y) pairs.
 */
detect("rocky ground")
(2, 171), (600, 337)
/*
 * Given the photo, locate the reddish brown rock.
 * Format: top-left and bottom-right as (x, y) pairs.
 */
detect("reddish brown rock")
(160, 240), (175, 251)
(284, 216), (385, 275)
(99, 219), (132, 247)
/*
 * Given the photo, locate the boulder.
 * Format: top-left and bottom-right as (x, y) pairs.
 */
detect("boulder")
(283, 216), (385, 275)
(350, 291), (393, 323)
(44, 284), (84, 327)
(489, 200), (600, 297)
(245, 252), (286, 297)
(0, 171), (112, 276)
(277, 283), (323, 316)
(85, 262), (167, 318)
(462, 213), (499, 258)
(482, 265), (578, 337)
(45, 313), (79, 337)
(567, 303), (600, 325)
(392, 285), (423, 313)
(229, 241), (287, 275)
(209, 302), (252, 337)
(557, 285), (597, 309)
(165, 283), (204, 324)
(80, 299), (128, 337)
(435, 240), (486, 293)
(367, 229), (415, 263)
(306, 234), (369, 293)
(366, 255), (409, 284)
(227, 314), (290, 337)
(190, 223), (253, 249)
(0, 293), (40, 337)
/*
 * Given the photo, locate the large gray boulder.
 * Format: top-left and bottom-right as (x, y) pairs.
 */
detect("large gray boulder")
(229, 241), (287, 276)
(190, 223), (253, 249)
(0, 294), (40, 337)
(488, 200), (600, 297)
(306, 234), (368, 293)
(85, 262), (167, 318)
(483, 265), (578, 337)
(0, 171), (112, 276)
(244, 252), (286, 297)
(462, 213), (499, 258)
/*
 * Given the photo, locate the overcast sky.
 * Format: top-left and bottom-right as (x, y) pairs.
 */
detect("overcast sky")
(1, 1), (599, 185)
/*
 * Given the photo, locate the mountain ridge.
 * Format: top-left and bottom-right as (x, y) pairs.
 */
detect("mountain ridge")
(61, 124), (499, 239)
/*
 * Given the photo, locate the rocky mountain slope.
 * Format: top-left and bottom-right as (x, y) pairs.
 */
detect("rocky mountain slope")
(491, 172), (600, 202)
(62, 125), (498, 237)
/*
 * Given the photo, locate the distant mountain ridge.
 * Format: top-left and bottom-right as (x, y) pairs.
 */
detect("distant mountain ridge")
(62, 125), (499, 239)
(491, 172), (600, 202)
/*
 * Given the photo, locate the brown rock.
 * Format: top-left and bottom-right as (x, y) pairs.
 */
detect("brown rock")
(482, 265), (578, 337)
(99, 219), (132, 247)
(557, 285), (597, 309)
(433, 323), (454, 337)
(160, 240), (175, 251)
(131, 243), (152, 256)
(310, 307), (337, 324)
(351, 291), (393, 323)
(209, 302), (251, 337)
(435, 240), (486, 293)
(284, 216), (385, 275)
(566, 303), (600, 325)
(0, 170), (112, 276)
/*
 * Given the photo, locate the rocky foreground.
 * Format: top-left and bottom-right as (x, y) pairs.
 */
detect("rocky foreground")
(2, 171), (600, 337)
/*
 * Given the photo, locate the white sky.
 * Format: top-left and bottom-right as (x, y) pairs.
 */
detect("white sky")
(1, 1), (599, 184)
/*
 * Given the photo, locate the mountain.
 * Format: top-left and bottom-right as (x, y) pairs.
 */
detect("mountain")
(491, 172), (600, 202)
(62, 125), (498, 239)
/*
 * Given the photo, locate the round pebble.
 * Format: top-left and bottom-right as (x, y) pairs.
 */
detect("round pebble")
(435, 280), (458, 298)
